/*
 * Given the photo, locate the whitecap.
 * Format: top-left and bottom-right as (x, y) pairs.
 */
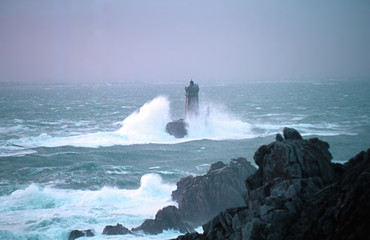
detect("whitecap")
(0, 174), (177, 239)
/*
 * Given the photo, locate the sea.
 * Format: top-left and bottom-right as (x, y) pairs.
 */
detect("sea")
(0, 79), (369, 240)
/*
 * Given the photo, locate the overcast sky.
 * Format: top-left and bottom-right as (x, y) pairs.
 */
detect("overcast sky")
(0, 0), (369, 84)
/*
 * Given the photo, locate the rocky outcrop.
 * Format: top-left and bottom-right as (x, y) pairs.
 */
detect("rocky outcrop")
(68, 229), (94, 240)
(195, 130), (335, 240)
(282, 126), (303, 140)
(291, 148), (370, 240)
(68, 224), (131, 239)
(166, 119), (188, 138)
(132, 205), (194, 234)
(175, 128), (370, 240)
(131, 157), (256, 235)
(102, 223), (132, 235)
(172, 158), (256, 226)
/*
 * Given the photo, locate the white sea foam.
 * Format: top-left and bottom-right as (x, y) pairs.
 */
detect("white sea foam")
(0, 174), (178, 240)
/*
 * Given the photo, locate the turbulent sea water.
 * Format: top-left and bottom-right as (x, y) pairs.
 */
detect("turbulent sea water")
(0, 80), (369, 239)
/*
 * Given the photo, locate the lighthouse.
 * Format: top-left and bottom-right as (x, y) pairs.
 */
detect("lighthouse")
(185, 80), (199, 117)
(165, 80), (200, 138)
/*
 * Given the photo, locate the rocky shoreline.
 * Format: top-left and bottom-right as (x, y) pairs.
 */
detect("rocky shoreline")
(69, 128), (370, 240)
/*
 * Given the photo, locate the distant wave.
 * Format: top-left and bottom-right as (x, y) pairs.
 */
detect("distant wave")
(2, 96), (254, 154)
(0, 96), (357, 157)
(252, 122), (357, 138)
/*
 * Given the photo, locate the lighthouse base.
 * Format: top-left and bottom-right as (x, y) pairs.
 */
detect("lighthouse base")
(165, 119), (188, 138)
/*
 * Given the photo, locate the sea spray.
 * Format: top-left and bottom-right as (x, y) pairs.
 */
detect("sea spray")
(3, 96), (256, 154)
(186, 102), (253, 140)
(0, 174), (177, 240)
(4, 96), (176, 151)
(117, 96), (172, 141)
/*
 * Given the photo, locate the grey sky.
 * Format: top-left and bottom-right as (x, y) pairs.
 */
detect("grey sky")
(0, 0), (369, 83)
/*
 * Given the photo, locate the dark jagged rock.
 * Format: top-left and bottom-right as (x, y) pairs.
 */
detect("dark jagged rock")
(291, 148), (370, 240)
(172, 157), (257, 226)
(132, 205), (194, 234)
(283, 126), (303, 140)
(174, 128), (370, 240)
(275, 133), (284, 142)
(251, 136), (334, 186)
(102, 223), (132, 235)
(133, 157), (256, 235)
(208, 161), (226, 172)
(202, 207), (250, 240)
(175, 232), (205, 240)
(68, 229), (94, 240)
(166, 119), (188, 138)
(197, 133), (335, 240)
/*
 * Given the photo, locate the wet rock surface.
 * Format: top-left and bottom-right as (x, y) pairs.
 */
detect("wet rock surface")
(166, 119), (188, 138)
(293, 149), (370, 240)
(68, 229), (94, 240)
(132, 205), (194, 234)
(102, 223), (132, 235)
(172, 157), (257, 226)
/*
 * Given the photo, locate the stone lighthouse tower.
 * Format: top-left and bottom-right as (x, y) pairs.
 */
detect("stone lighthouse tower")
(165, 80), (200, 138)
(185, 80), (199, 117)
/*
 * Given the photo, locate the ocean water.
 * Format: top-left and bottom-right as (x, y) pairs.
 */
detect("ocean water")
(0, 80), (369, 239)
